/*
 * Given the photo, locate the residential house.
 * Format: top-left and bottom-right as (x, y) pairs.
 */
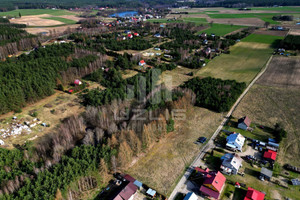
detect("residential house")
(260, 167), (273, 181)
(133, 32), (139, 36)
(74, 79), (82, 85)
(220, 153), (243, 175)
(226, 133), (245, 152)
(199, 168), (226, 200)
(139, 60), (146, 66)
(128, 34), (133, 39)
(238, 116), (251, 130)
(263, 150), (277, 162)
(154, 33), (161, 38)
(107, 174), (138, 200)
(244, 187), (265, 200)
(184, 192), (198, 200)
(0, 139), (4, 145)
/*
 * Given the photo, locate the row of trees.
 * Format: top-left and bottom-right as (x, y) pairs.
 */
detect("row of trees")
(281, 35), (300, 50)
(181, 77), (246, 112)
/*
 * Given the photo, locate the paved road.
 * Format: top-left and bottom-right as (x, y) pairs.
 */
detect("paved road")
(168, 55), (273, 200)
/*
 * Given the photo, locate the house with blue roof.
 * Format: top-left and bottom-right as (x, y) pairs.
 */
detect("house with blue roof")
(226, 133), (245, 152)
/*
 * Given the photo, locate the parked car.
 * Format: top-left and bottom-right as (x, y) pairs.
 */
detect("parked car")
(198, 137), (207, 143)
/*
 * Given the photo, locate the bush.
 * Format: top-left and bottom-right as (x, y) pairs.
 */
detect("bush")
(167, 118), (175, 132)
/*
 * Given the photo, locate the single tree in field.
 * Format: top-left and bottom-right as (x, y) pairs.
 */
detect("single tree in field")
(209, 21), (214, 27)
(19, 12), (21, 18)
(264, 22), (270, 28)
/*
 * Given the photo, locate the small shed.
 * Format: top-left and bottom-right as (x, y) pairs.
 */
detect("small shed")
(260, 167), (273, 181)
(238, 116), (251, 130)
(133, 180), (143, 189)
(74, 79), (82, 85)
(146, 188), (156, 198)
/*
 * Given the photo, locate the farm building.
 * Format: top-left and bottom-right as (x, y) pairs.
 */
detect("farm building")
(199, 168), (226, 200)
(260, 167), (273, 181)
(184, 192), (198, 200)
(263, 150), (277, 162)
(139, 60), (146, 66)
(226, 133), (245, 152)
(244, 187), (265, 200)
(74, 79), (82, 85)
(220, 153), (243, 175)
(238, 116), (251, 130)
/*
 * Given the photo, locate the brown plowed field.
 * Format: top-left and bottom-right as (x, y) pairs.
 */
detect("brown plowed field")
(256, 56), (300, 88)
(254, 29), (288, 36)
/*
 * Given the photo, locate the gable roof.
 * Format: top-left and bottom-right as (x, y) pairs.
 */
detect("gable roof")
(244, 187), (265, 200)
(139, 60), (145, 64)
(221, 153), (243, 170)
(200, 185), (220, 199)
(238, 116), (251, 127)
(118, 182), (137, 200)
(203, 171), (226, 192)
(226, 133), (245, 150)
(263, 150), (277, 161)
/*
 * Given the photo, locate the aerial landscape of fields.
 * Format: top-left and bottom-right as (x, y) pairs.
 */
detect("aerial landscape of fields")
(0, 1), (300, 200)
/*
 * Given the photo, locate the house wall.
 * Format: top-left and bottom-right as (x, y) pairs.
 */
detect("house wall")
(238, 122), (247, 130)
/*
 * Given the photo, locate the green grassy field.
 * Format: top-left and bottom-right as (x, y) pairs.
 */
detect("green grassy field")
(0, 9), (75, 17)
(182, 17), (207, 24)
(147, 19), (183, 23)
(199, 23), (245, 36)
(41, 17), (77, 25)
(242, 34), (284, 44)
(196, 42), (273, 84)
(208, 13), (281, 24)
(250, 6), (300, 12)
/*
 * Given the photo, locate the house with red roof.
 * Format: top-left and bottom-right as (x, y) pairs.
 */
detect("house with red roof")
(238, 116), (251, 130)
(263, 150), (277, 162)
(244, 187), (265, 200)
(128, 34), (133, 39)
(199, 168), (226, 200)
(134, 32), (139, 36)
(139, 60), (146, 66)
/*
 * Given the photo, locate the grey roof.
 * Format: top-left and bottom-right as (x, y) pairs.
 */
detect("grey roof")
(291, 179), (300, 186)
(221, 153), (242, 170)
(261, 167), (273, 178)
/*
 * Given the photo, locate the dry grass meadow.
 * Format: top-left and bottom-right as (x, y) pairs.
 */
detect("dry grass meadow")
(234, 87), (300, 166)
(234, 56), (300, 166)
(126, 106), (223, 196)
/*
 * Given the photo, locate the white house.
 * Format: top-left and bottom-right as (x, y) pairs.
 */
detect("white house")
(184, 192), (198, 200)
(0, 139), (4, 145)
(226, 133), (245, 152)
(220, 153), (243, 175)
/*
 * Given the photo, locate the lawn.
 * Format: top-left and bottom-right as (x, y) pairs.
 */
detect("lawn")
(242, 34), (284, 44)
(196, 42), (273, 84)
(199, 23), (245, 36)
(41, 16), (77, 25)
(0, 9), (75, 17)
(224, 117), (274, 142)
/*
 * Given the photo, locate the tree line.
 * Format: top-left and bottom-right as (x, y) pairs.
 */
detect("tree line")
(181, 77), (246, 112)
